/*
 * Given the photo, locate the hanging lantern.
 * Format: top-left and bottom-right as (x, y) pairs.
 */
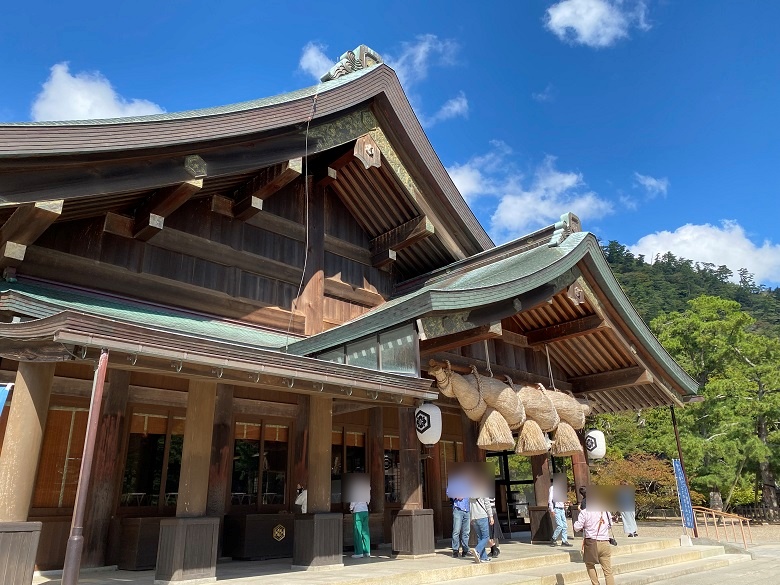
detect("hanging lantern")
(584, 429), (606, 460)
(415, 402), (442, 446)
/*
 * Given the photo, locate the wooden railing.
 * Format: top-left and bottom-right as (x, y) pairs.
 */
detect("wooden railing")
(692, 506), (753, 550)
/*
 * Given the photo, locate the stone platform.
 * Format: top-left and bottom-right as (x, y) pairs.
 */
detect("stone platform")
(32, 535), (753, 585)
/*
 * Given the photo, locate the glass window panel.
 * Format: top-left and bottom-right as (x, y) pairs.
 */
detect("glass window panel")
(379, 325), (417, 375)
(319, 348), (345, 364)
(232, 438), (260, 505)
(164, 434), (184, 507)
(346, 337), (378, 370)
(261, 425), (288, 506)
(384, 441), (400, 503)
(121, 432), (166, 507)
(345, 434), (366, 474)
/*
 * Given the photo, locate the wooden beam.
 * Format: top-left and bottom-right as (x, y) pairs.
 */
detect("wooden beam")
(0, 200), (63, 246)
(134, 179), (203, 240)
(369, 216), (434, 267)
(526, 313), (606, 346)
(370, 248), (396, 269)
(419, 322), (502, 356)
(501, 330), (529, 349)
(324, 277), (384, 307)
(232, 196), (264, 221)
(332, 400), (375, 416)
(297, 179), (325, 336)
(425, 352), (573, 391)
(571, 366), (653, 394)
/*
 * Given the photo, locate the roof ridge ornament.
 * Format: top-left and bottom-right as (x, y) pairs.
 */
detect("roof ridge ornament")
(321, 45), (383, 83)
(548, 212), (582, 248)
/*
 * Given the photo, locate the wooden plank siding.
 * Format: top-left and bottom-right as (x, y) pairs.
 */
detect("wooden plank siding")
(23, 177), (392, 332)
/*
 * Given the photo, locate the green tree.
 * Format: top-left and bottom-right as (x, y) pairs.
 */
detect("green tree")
(651, 296), (780, 507)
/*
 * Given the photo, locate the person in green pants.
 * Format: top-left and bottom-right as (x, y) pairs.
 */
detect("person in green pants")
(350, 498), (370, 558)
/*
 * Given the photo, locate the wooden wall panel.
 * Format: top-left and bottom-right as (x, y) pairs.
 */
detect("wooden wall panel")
(325, 191), (370, 247)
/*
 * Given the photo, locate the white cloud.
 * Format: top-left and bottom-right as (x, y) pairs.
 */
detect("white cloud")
(447, 143), (614, 241)
(630, 221), (780, 285)
(633, 172), (669, 198)
(544, 0), (650, 48)
(532, 84), (556, 102)
(421, 91), (469, 127)
(31, 62), (164, 122)
(299, 42), (333, 81)
(384, 34), (459, 90)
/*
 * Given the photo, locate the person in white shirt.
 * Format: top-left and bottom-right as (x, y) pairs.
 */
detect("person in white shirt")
(574, 509), (615, 585)
(294, 484), (307, 514)
(349, 499), (370, 558)
(549, 484), (572, 547)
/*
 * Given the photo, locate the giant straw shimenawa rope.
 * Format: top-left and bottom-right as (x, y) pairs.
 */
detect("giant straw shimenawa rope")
(431, 363), (590, 456)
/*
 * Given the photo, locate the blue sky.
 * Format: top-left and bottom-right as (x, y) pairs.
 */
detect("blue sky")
(2, 0), (779, 284)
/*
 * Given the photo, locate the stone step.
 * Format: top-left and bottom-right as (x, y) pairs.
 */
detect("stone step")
(577, 553), (752, 585)
(334, 539), (683, 585)
(436, 545), (736, 585)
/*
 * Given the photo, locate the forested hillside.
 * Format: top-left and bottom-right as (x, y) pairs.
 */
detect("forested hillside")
(602, 241), (780, 337)
(590, 242), (780, 511)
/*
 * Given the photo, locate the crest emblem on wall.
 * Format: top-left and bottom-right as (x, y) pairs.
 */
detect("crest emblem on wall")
(273, 524), (286, 541)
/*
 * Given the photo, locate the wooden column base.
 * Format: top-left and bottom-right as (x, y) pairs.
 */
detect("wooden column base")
(391, 509), (435, 557)
(154, 517), (219, 585)
(292, 513), (343, 569)
(529, 506), (554, 543)
(0, 522), (41, 585)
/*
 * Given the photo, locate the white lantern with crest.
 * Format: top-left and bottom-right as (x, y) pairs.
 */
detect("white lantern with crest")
(584, 429), (606, 460)
(415, 402), (442, 446)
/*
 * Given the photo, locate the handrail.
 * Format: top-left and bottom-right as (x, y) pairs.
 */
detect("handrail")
(692, 506), (753, 550)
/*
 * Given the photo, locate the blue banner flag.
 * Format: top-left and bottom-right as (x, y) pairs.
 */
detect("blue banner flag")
(672, 458), (695, 529)
(0, 383), (11, 412)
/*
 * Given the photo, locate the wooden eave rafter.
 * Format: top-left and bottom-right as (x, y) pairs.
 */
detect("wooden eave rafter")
(525, 313), (606, 347)
(570, 366), (653, 394)
(573, 275), (684, 408)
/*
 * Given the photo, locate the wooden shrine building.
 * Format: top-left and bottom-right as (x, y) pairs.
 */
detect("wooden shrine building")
(0, 46), (698, 584)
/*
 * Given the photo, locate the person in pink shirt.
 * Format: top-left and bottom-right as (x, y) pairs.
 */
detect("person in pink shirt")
(573, 508), (615, 585)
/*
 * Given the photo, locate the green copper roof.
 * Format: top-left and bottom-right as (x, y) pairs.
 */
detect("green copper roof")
(288, 231), (699, 397)
(0, 281), (293, 349)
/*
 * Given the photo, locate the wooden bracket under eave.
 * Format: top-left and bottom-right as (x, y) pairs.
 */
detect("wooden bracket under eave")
(232, 159), (303, 222)
(369, 216), (434, 268)
(0, 199), (64, 270)
(133, 178), (204, 241)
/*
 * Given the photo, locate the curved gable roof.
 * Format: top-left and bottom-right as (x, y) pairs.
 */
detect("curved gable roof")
(0, 64), (492, 254)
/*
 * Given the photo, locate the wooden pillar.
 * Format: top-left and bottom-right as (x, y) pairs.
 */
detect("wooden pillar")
(369, 407), (385, 515)
(293, 394), (342, 568)
(571, 448), (590, 503)
(205, 384), (233, 559)
(0, 361), (56, 521)
(393, 406), (434, 556)
(206, 384), (233, 518)
(156, 380), (219, 584)
(399, 407), (421, 509)
(298, 178), (325, 337)
(177, 380), (217, 517)
(530, 453), (553, 543)
(460, 412), (482, 462)
(83, 369), (130, 567)
(306, 395), (332, 513)
(291, 394), (310, 497)
(427, 441), (444, 541)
